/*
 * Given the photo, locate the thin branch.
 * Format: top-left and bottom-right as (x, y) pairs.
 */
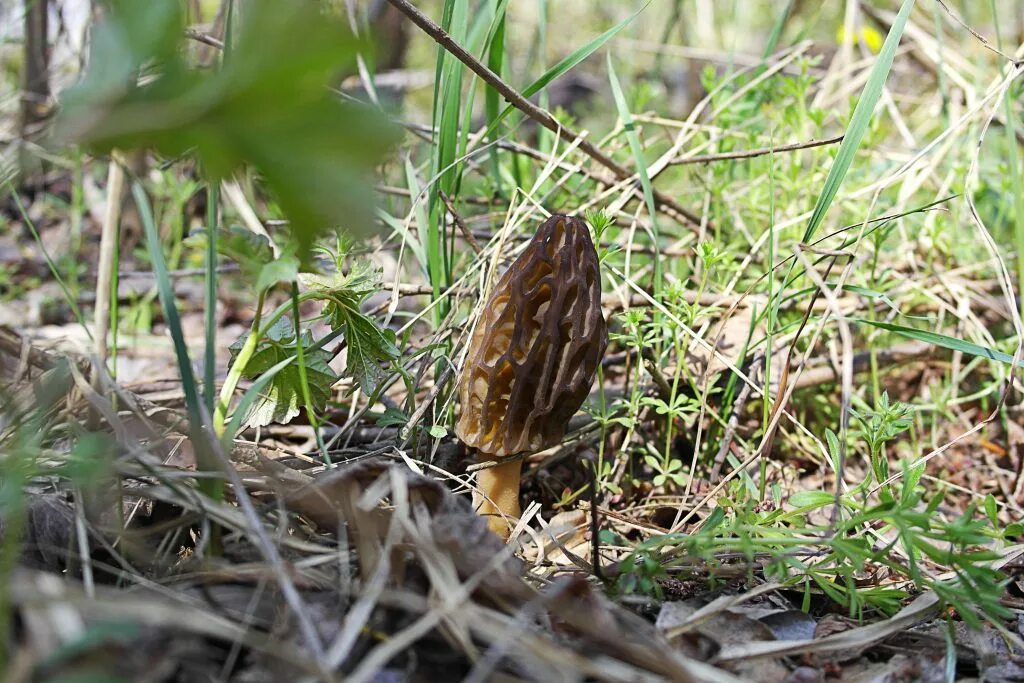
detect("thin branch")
(383, 0), (705, 230)
(184, 28), (225, 50)
(933, 0), (1022, 65)
(440, 191), (483, 255)
(668, 134), (844, 166)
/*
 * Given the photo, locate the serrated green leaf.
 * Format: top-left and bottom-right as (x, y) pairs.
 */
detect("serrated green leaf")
(300, 261), (398, 394)
(228, 317), (338, 428)
(188, 226), (298, 292)
(187, 226), (274, 282)
(301, 260), (382, 326)
(342, 310), (399, 394)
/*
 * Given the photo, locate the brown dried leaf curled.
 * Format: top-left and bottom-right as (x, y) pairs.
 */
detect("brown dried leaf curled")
(456, 214), (607, 457)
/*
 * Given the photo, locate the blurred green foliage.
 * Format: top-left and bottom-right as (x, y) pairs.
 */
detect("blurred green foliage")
(56, 0), (398, 263)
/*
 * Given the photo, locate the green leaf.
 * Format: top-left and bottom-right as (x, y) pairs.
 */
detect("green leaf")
(255, 254), (299, 292)
(788, 490), (835, 509)
(856, 318), (1024, 368)
(301, 260), (382, 325)
(58, 0), (398, 264)
(186, 226), (272, 281)
(901, 460), (925, 503)
(187, 226), (298, 292)
(228, 317), (338, 428)
(428, 425), (447, 439)
(984, 494), (999, 525)
(301, 262), (399, 394)
(377, 406), (409, 429)
(342, 311), (400, 394)
(478, 3), (649, 142)
(825, 428), (842, 473)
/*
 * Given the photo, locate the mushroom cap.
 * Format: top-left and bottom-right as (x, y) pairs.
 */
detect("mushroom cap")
(456, 214), (608, 457)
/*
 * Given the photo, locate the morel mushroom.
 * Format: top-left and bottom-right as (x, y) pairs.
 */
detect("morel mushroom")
(456, 214), (608, 537)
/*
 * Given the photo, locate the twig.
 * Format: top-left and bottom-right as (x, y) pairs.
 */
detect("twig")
(383, 0), (705, 230)
(668, 134), (844, 166)
(586, 457), (603, 582)
(184, 28), (225, 50)
(709, 358), (759, 482)
(933, 0), (1022, 65)
(640, 347), (674, 400)
(440, 191), (483, 255)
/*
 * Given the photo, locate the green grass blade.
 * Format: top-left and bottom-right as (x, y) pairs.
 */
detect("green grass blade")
(801, 0), (915, 243)
(135, 182), (202, 420)
(427, 0), (468, 313)
(6, 184), (91, 337)
(484, 0), (509, 186)
(762, 0), (795, 60)
(289, 282), (331, 465)
(990, 0), (1024, 320)
(204, 183), (219, 414)
(134, 181), (221, 501)
(857, 318), (1024, 369)
(478, 3), (649, 144)
(522, 3), (649, 102)
(607, 51), (661, 293)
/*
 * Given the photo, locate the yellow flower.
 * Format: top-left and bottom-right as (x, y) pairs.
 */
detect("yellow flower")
(836, 25), (885, 53)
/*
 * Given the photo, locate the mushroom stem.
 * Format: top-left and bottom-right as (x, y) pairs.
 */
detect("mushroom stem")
(474, 457), (522, 539)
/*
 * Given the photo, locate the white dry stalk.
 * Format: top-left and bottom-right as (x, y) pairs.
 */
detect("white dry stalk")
(221, 179), (279, 256)
(92, 152), (125, 388)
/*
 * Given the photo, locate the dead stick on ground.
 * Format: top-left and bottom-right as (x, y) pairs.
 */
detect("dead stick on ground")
(383, 0), (705, 231)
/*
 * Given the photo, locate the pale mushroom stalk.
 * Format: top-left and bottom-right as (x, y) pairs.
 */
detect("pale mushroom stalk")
(456, 214), (607, 539)
(474, 458), (522, 536)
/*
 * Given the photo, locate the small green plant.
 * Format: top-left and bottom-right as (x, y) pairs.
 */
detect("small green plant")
(183, 229), (399, 435)
(601, 436), (1009, 626)
(850, 392), (913, 488)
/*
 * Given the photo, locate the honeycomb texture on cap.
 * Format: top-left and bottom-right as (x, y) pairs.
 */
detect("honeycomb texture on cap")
(455, 214), (608, 457)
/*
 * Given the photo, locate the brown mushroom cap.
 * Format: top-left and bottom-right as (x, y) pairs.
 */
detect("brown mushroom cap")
(456, 214), (608, 457)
